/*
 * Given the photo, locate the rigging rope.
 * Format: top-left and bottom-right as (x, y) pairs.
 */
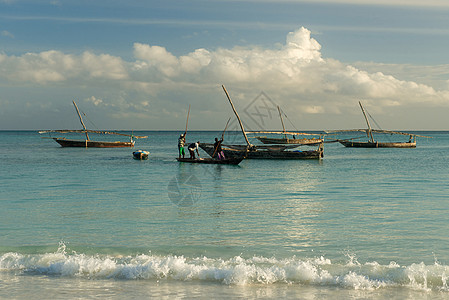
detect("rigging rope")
(366, 110), (382, 131)
(366, 108), (395, 142)
(278, 107), (300, 133)
(81, 110), (100, 130)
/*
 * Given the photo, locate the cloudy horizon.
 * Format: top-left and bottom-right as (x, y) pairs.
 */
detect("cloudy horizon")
(1, 1), (449, 131)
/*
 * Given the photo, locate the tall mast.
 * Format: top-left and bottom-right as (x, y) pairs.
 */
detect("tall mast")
(72, 100), (89, 140)
(222, 85), (252, 147)
(184, 104), (190, 136)
(277, 106), (287, 139)
(359, 101), (374, 143)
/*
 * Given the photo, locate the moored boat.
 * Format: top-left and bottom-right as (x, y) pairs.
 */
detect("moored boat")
(39, 101), (147, 148)
(255, 135), (323, 145)
(133, 150), (149, 160)
(200, 143), (322, 159)
(327, 101), (429, 148)
(207, 85), (324, 160)
(251, 106), (323, 145)
(53, 137), (135, 148)
(338, 140), (416, 148)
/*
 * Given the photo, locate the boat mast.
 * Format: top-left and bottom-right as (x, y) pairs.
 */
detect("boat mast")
(212, 117), (231, 158)
(72, 100), (89, 140)
(222, 85), (252, 147)
(359, 101), (374, 143)
(184, 104), (190, 136)
(277, 106), (287, 139)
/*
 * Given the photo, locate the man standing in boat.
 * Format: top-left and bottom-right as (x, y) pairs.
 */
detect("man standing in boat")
(178, 133), (186, 159)
(213, 137), (225, 160)
(188, 141), (200, 159)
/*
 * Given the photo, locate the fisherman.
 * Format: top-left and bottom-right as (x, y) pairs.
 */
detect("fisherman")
(213, 137), (225, 160)
(188, 141), (200, 159)
(178, 133), (186, 159)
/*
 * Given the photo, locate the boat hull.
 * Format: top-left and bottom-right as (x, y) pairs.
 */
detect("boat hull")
(54, 138), (134, 148)
(200, 143), (323, 160)
(339, 140), (416, 148)
(176, 157), (244, 165)
(256, 137), (323, 145)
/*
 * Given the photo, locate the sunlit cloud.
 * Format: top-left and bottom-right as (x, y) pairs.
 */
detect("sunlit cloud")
(0, 26), (448, 129)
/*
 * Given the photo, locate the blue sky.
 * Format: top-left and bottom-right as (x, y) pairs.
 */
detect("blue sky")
(1, 0), (449, 130)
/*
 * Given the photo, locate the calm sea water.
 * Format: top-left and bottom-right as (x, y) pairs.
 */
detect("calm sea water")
(1, 130), (449, 299)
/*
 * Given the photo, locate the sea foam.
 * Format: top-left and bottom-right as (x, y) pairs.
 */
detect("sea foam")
(1, 245), (449, 292)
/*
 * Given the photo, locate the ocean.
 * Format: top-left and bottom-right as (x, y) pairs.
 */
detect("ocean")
(1, 130), (449, 299)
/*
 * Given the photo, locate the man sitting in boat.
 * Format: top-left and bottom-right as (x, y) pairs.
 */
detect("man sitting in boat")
(178, 133), (186, 159)
(188, 141), (200, 159)
(214, 137), (225, 160)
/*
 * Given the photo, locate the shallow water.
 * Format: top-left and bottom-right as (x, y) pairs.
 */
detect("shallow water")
(1, 130), (448, 298)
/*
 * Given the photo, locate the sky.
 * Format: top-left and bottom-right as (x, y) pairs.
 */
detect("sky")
(1, 0), (449, 131)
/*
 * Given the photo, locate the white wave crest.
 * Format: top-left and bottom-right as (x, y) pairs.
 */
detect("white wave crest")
(1, 246), (449, 291)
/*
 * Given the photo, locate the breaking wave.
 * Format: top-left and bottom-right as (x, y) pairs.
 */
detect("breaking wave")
(1, 243), (448, 292)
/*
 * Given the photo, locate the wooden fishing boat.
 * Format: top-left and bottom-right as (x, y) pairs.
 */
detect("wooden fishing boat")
(338, 139), (416, 148)
(327, 101), (428, 148)
(39, 101), (147, 148)
(50, 136), (135, 148)
(200, 143), (322, 159)
(176, 157), (244, 165)
(251, 106), (323, 145)
(133, 150), (149, 160)
(208, 85), (324, 160)
(253, 132), (323, 145)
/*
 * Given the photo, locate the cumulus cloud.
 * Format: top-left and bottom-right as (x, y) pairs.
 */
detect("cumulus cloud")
(0, 50), (128, 84)
(125, 27), (445, 112)
(1, 26), (448, 129)
(85, 96), (104, 106)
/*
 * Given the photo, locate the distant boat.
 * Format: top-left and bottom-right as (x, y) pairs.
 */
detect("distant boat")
(201, 85), (323, 159)
(133, 150), (149, 160)
(39, 101), (147, 148)
(251, 106), (323, 145)
(327, 101), (429, 148)
(176, 157), (244, 165)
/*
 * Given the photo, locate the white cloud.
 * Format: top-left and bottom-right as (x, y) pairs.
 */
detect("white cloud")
(1, 26), (448, 129)
(85, 96), (104, 106)
(81, 52), (128, 80)
(0, 50), (128, 84)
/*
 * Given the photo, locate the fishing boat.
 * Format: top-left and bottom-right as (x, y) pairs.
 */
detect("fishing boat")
(177, 104), (246, 164)
(176, 157), (244, 165)
(251, 106), (323, 145)
(133, 150), (149, 160)
(39, 101), (147, 147)
(254, 133), (323, 145)
(201, 85), (323, 159)
(326, 101), (428, 148)
(199, 143), (322, 159)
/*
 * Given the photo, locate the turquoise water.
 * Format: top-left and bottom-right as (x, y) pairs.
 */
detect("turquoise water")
(1, 130), (449, 299)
